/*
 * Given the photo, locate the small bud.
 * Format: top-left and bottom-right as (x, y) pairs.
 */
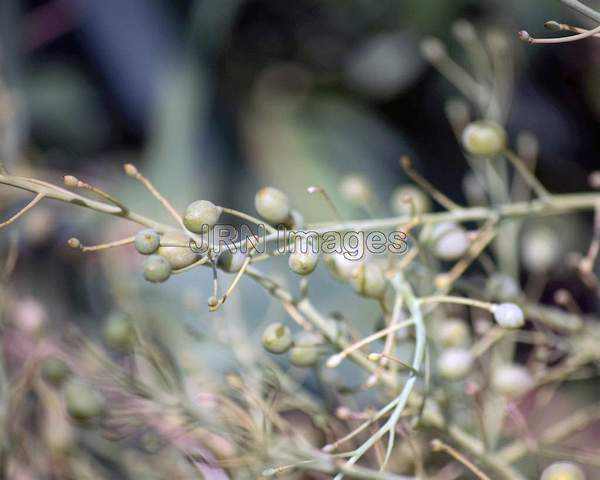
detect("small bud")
(339, 174), (372, 204)
(67, 237), (81, 250)
(143, 255), (172, 283)
(544, 21), (563, 32)
(517, 31), (532, 43)
(492, 364), (534, 397)
(255, 187), (290, 224)
(390, 185), (431, 216)
(134, 229), (161, 255)
(64, 380), (106, 423)
(350, 263), (387, 299)
(63, 175), (79, 188)
(207, 296), (219, 308)
(367, 353), (382, 362)
(462, 120), (507, 158)
(326, 353), (344, 368)
(261, 323), (293, 354)
(492, 303), (525, 329)
(183, 200), (223, 233)
(437, 348), (474, 381)
(420, 37), (446, 61)
(540, 462), (586, 480)
(123, 163), (138, 177)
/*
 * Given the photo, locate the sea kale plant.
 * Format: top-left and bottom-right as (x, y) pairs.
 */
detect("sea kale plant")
(2, 1), (600, 479)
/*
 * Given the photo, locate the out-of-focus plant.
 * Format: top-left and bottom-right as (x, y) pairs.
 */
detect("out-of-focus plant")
(2, 1), (600, 479)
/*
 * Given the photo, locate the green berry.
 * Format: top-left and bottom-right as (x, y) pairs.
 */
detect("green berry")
(492, 303), (525, 329)
(339, 174), (372, 204)
(461, 120), (507, 157)
(134, 229), (161, 255)
(64, 380), (106, 423)
(255, 187), (290, 224)
(390, 185), (431, 216)
(324, 253), (357, 282)
(143, 255), (172, 283)
(261, 323), (293, 354)
(428, 222), (469, 261)
(540, 462), (586, 480)
(289, 250), (319, 275)
(438, 319), (470, 348)
(289, 333), (320, 367)
(217, 249), (246, 273)
(437, 348), (473, 381)
(103, 312), (135, 351)
(350, 263), (387, 299)
(41, 357), (71, 386)
(157, 231), (198, 270)
(183, 200), (223, 233)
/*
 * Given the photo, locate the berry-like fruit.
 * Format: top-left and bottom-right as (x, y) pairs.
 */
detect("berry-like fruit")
(350, 263), (387, 299)
(438, 319), (470, 348)
(64, 380), (106, 423)
(41, 357), (71, 386)
(157, 231), (198, 270)
(183, 200), (223, 233)
(390, 185), (431, 216)
(428, 223), (469, 261)
(522, 225), (560, 273)
(492, 303), (525, 329)
(461, 120), (507, 157)
(143, 255), (172, 283)
(255, 187), (290, 224)
(339, 174), (372, 204)
(289, 250), (319, 275)
(437, 348), (474, 381)
(492, 364), (533, 398)
(540, 462), (586, 480)
(134, 229), (161, 255)
(261, 323), (293, 354)
(217, 249), (246, 273)
(324, 253), (358, 282)
(103, 312), (135, 351)
(289, 333), (320, 367)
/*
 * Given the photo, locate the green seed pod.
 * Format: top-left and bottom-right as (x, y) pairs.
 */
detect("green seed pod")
(261, 323), (293, 354)
(41, 357), (71, 386)
(134, 229), (161, 255)
(389, 185), (431, 216)
(461, 120), (507, 157)
(103, 312), (135, 351)
(492, 303), (525, 329)
(437, 348), (473, 381)
(339, 174), (372, 205)
(183, 200), (223, 233)
(64, 380), (106, 423)
(157, 231), (198, 270)
(437, 319), (470, 348)
(492, 364), (533, 398)
(143, 255), (172, 283)
(540, 462), (586, 480)
(324, 253), (357, 282)
(427, 222), (469, 261)
(217, 249), (246, 273)
(255, 187), (290, 224)
(289, 250), (319, 275)
(350, 263), (387, 299)
(289, 333), (320, 367)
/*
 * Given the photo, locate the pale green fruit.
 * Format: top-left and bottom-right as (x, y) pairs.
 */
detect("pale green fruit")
(255, 187), (290, 224)
(289, 250), (319, 275)
(157, 231), (198, 270)
(261, 323), (293, 354)
(183, 200), (223, 233)
(540, 462), (586, 480)
(492, 364), (533, 398)
(290, 333), (321, 367)
(64, 380), (106, 422)
(143, 255), (172, 283)
(390, 185), (431, 216)
(437, 348), (473, 381)
(103, 312), (135, 351)
(461, 120), (507, 157)
(41, 357), (71, 386)
(350, 263), (387, 299)
(134, 229), (160, 255)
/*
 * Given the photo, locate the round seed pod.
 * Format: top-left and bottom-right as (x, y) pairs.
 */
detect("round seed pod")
(438, 319), (470, 348)
(461, 120), (507, 157)
(437, 348), (474, 381)
(324, 253), (358, 282)
(103, 312), (135, 351)
(157, 231), (198, 270)
(183, 200), (223, 233)
(485, 273), (520, 302)
(428, 223), (469, 261)
(492, 303), (525, 329)
(217, 249), (246, 273)
(492, 364), (533, 398)
(255, 187), (290, 224)
(540, 462), (586, 480)
(289, 333), (320, 367)
(134, 229), (161, 255)
(350, 263), (387, 299)
(143, 255), (172, 283)
(390, 185), (431, 216)
(64, 380), (106, 423)
(289, 250), (319, 275)
(261, 323), (293, 354)
(339, 174), (372, 204)
(522, 225), (561, 273)
(41, 357), (71, 386)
